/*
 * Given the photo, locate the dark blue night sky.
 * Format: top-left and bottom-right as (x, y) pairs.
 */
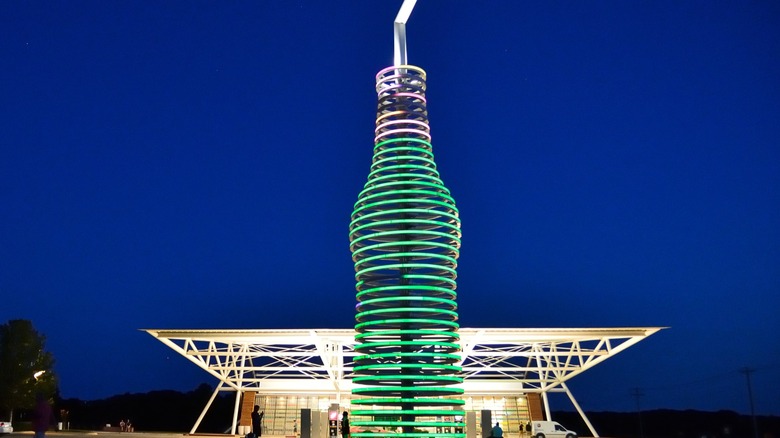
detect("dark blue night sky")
(2, 1), (778, 415)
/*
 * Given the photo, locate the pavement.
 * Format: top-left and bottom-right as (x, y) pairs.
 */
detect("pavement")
(3, 432), (189, 438)
(3, 433), (296, 438)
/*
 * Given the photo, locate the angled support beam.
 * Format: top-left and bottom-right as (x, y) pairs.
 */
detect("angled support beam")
(561, 382), (598, 438)
(190, 381), (226, 435)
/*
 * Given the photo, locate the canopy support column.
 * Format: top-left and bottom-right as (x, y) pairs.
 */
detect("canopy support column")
(232, 388), (243, 435)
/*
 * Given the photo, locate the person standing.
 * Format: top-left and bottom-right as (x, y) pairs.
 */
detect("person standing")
(341, 412), (350, 438)
(251, 405), (264, 438)
(491, 422), (503, 438)
(33, 394), (53, 438)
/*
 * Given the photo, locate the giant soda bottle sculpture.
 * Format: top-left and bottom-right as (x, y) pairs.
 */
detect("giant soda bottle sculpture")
(348, 61), (465, 438)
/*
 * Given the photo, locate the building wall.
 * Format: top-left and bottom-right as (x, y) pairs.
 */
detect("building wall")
(252, 395), (534, 437)
(526, 394), (544, 421)
(240, 391), (258, 427)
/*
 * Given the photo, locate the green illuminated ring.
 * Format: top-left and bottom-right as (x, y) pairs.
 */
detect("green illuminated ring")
(374, 136), (433, 149)
(349, 208), (459, 229)
(353, 364), (461, 372)
(352, 198), (459, 220)
(354, 421), (464, 428)
(355, 329), (459, 340)
(367, 164), (442, 181)
(356, 307), (458, 320)
(356, 285), (457, 299)
(353, 340), (459, 350)
(351, 410), (465, 416)
(352, 389), (464, 398)
(350, 229), (461, 247)
(354, 318), (459, 330)
(356, 179), (450, 200)
(352, 375), (463, 383)
(354, 351), (461, 361)
(350, 397), (465, 405)
(352, 386), (464, 394)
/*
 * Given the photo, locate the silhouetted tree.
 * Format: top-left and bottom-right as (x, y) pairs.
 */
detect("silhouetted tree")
(0, 319), (58, 419)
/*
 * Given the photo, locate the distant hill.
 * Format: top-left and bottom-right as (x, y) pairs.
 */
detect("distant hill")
(55, 383), (235, 433)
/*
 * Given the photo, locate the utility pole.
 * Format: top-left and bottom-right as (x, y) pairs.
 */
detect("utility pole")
(739, 367), (759, 438)
(630, 387), (645, 438)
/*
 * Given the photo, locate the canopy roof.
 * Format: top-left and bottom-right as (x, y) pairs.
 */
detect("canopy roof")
(144, 327), (662, 396)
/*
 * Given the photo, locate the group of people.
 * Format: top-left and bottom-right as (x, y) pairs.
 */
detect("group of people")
(119, 419), (134, 432)
(491, 421), (533, 437)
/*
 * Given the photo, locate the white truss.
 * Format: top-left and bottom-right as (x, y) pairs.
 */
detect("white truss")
(145, 327), (662, 437)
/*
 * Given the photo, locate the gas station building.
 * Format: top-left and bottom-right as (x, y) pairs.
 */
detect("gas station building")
(146, 327), (660, 437)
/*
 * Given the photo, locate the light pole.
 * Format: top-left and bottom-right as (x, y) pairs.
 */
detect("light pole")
(739, 367), (759, 438)
(630, 387), (645, 438)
